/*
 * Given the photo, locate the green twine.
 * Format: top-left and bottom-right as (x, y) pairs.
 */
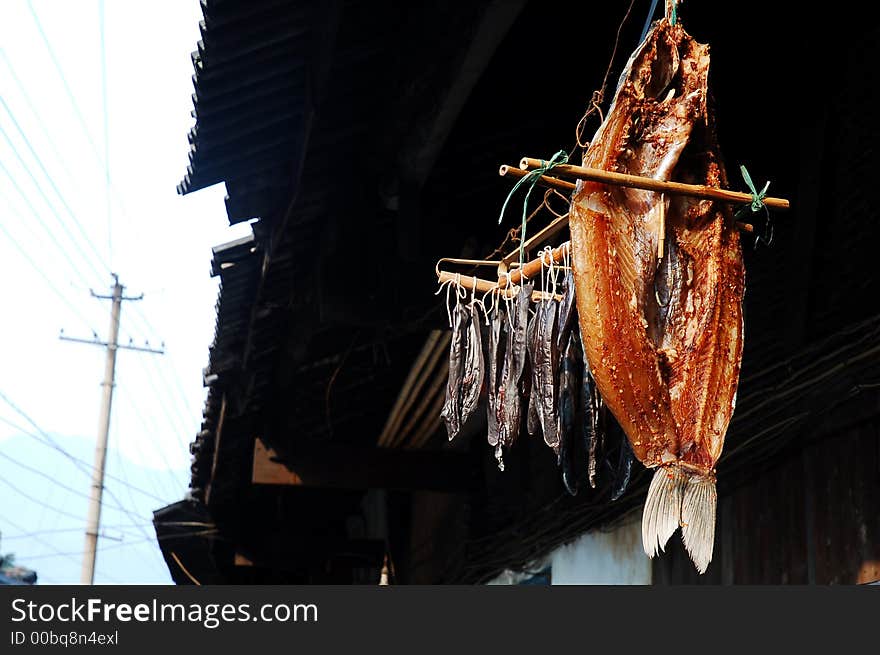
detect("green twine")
(735, 164), (773, 248)
(670, 3), (677, 26)
(498, 149), (569, 265)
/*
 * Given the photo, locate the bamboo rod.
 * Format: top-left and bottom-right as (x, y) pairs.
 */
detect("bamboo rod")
(499, 164), (575, 192)
(502, 212), (570, 266)
(499, 242), (569, 287)
(499, 164), (753, 235)
(518, 157), (790, 211)
(436, 270), (562, 302)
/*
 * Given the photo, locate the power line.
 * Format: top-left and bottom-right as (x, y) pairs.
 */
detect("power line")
(114, 383), (188, 498)
(0, 49), (79, 193)
(99, 0), (111, 267)
(0, 47), (142, 261)
(0, 455), (156, 548)
(0, 201), (98, 333)
(0, 447), (131, 514)
(0, 510), (94, 573)
(0, 474), (90, 524)
(117, 350), (194, 457)
(14, 528), (220, 563)
(1, 524), (154, 541)
(127, 306), (201, 450)
(26, 1), (103, 170)
(0, 95), (110, 276)
(0, 153), (102, 289)
(108, 396), (176, 504)
(0, 396), (167, 505)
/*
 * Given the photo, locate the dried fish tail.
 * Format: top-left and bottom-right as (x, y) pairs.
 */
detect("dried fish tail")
(641, 465), (717, 574)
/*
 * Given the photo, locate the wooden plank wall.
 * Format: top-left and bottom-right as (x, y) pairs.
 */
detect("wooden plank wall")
(653, 418), (880, 584)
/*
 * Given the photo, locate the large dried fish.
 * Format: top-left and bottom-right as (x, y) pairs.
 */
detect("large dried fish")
(570, 18), (744, 573)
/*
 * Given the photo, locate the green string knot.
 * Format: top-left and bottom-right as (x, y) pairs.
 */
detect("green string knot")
(498, 149), (569, 265)
(736, 164), (773, 248)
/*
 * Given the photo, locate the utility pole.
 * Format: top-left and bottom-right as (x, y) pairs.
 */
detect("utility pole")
(60, 274), (164, 584)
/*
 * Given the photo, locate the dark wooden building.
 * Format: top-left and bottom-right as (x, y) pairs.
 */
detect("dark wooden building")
(154, 0), (879, 585)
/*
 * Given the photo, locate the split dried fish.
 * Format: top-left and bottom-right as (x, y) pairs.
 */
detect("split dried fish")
(570, 18), (744, 573)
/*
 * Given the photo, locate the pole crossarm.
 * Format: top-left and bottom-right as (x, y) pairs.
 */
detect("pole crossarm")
(59, 334), (164, 354)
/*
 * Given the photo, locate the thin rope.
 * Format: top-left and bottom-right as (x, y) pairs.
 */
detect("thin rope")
(735, 164), (772, 249)
(498, 151), (569, 267)
(640, 0), (661, 42)
(170, 551), (201, 585)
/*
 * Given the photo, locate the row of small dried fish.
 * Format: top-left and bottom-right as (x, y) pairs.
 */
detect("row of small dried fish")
(440, 270), (635, 497)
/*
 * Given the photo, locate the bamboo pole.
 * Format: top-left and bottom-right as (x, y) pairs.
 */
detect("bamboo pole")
(500, 242), (570, 287)
(518, 157), (790, 211)
(499, 164), (575, 192)
(498, 164), (754, 237)
(502, 212), (570, 266)
(436, 270), (563, 302)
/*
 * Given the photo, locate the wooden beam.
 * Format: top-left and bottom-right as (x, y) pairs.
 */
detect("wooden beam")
(252, 438), (471, 492)
(204, 393), (227, 506)
(233, 539), (386, 572)
(234, 552), (254, 567)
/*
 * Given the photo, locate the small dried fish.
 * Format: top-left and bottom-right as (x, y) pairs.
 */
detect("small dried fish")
(440, 303), (468, 439)
(557, 333), (579, 496)
(486, 304), (505, 448)
(537, 299), (559, 453)
(555, 267), (577, 354)
(526, 309), (540, 437)
(457, 303), (485, 434)
(495, 281), (533, 468)
(580, 332), (603, 489)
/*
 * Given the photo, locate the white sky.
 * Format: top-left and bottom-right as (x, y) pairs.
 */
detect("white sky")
(0, 1), (251, 583)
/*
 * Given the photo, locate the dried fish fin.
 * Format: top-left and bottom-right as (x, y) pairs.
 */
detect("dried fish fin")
(642, 466), (686, 559)
(680, 475), (717, 574)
